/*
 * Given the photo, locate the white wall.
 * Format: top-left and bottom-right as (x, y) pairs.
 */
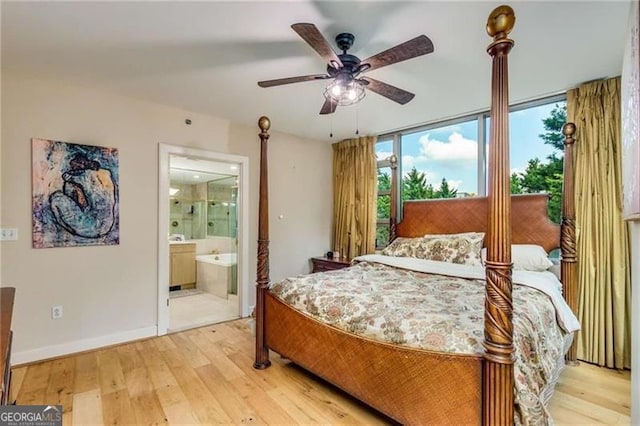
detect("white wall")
(631, 222), (639, 424)
(0, 72), (332, 363)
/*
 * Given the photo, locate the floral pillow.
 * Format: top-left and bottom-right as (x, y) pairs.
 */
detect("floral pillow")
(421, 232), (485, 266)
(382, 232), (485, 266)
(381, 237), (424, 258)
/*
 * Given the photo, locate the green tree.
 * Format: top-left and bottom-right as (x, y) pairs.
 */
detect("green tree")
(377, 170), (391, 219)
(403, 167), (434, 201)
(378, 170), (391, 192)
(511, 103), (566, 223)
(539, 104), (567, 151)
(435, 177), (457, 199)
(510, 172), (523, 194)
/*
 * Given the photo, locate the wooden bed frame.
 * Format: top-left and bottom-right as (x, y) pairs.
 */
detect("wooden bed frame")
(253, 6), (579, 425)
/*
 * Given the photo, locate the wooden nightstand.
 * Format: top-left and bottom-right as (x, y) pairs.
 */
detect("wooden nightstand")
(310, 256), (352, 273)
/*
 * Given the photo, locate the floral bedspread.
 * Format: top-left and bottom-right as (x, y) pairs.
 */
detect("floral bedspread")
(270, 261), (573, 425)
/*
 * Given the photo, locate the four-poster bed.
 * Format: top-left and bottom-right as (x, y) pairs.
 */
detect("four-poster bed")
(254, 5), (579, 425)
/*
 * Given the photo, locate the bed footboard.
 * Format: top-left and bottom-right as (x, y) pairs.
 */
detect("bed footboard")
(265, 293), (483, 425)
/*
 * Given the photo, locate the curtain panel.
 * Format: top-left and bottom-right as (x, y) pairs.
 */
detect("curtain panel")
(568, 76), (632, 369)
(332, 136), (377, 258)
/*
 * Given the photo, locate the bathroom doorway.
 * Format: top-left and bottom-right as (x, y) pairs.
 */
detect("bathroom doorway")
(158, 145), (250, 335)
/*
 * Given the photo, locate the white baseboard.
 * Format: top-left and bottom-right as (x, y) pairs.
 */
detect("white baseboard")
(12, 325), (157, 365)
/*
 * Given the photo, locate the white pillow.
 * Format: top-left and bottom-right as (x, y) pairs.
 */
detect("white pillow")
(481, 244), (553, 272)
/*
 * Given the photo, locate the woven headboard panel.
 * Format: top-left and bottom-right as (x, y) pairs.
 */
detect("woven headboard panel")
(396, 194), (560, 253)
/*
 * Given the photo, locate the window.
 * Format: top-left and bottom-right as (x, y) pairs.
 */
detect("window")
(401, 118), (479, 201)
(508, 101), (566, 224)
(376, 94), (566, 248)
(376, 138), (393, 248)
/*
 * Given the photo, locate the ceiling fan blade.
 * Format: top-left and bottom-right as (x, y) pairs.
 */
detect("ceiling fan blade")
(361, 77), (415, 105)
(320, 97), (338, 115)
(291, 23), (343, 68)
(361, 35), (434, 73)
(258, 74), (330, 88)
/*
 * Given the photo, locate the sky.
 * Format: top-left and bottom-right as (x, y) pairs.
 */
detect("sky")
(376, 101), (564, 194)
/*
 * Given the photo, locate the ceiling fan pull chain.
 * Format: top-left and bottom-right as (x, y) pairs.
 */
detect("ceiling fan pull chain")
(330, 114), (334, 138)
(355, 105), (360, 136)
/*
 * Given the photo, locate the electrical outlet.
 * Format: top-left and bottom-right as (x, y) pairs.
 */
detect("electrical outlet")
(0, 228), (18, 241)
(52, 305), (63, 319)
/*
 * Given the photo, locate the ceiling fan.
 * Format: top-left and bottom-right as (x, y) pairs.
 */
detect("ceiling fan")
(257, 23), (434, 115)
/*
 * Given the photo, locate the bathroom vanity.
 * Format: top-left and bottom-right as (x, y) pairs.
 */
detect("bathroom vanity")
(169, 242), (196, 289)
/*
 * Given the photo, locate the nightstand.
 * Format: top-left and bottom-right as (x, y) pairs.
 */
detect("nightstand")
(310, 256), (352, 273)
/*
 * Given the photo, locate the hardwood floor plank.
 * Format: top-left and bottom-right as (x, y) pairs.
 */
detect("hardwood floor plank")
(116, 343), (145, 374)
(101, 389), (136, 425)
(123, 366), (154, 399)
(19, 361), (51, 394)
(161, 401), (200, 425)
(130, 392), (168, 426)
(96, 349), (126, 395)
(153, 335), (178, 352)
(167, 332), (210, 369)
(73, 352), (99, 394)
(228, 374), (299, 425)
(550, 391), (631, 425)
(169, 364), (233, 424)
(9, 365), (27, 402)
(10, 319), (631, 425)
(17, 388), (46, 406)
(44, 357), (75, 413)
(72, 389), (103, 426)
(196, 363), (266, 424)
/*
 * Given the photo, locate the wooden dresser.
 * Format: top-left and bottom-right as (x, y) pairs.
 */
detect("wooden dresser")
(311, 256), (352, 273)
(1, 287), (15, 405)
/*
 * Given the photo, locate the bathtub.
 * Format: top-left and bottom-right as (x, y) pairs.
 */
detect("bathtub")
(196, 253), (237, 267)
(196, 253), (237, 298)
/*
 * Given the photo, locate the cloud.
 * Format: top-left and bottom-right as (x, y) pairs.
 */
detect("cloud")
(376, 150), (394, 161)
(418, 132), (477, 165)
(443, 179), (463, 190)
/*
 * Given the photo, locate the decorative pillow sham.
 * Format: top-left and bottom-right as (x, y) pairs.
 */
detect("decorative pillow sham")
(381, 237), (424, 258)
(382, 232), (485, 266)
(421, 232), (485, 266)
(481, 244), (554, 271)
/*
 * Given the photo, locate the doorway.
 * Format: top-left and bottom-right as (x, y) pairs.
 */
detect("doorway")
(158, 144), (250, 335)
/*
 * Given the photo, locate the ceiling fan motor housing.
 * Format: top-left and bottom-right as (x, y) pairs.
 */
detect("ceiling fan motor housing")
(327, 53), (361, 77)
(335, 32), (355, 52)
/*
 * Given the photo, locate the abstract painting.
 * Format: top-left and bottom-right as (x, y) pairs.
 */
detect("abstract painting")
(622, 0), (640, 221)
(32, 138), (119, 248)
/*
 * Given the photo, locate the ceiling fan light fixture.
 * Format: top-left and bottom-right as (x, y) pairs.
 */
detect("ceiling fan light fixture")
(324, 80), (365, 106)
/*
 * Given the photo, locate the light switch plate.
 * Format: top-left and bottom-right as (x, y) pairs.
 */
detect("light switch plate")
(0, 228), (18, 241)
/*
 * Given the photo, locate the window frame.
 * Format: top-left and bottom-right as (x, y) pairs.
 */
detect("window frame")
(375, 93), (567, 246)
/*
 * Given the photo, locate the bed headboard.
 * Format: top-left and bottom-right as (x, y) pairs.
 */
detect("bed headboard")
(395, 194), (560, 253)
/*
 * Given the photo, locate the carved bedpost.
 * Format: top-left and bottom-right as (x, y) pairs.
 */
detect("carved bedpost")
(561, 122), (578, 364)
(483, 6), (515, 425)
(389, 155), (398, 243)
(254, 116), (271, 370)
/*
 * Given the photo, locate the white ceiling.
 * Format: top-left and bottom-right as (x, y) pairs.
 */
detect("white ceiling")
(1, 1), (632, 142)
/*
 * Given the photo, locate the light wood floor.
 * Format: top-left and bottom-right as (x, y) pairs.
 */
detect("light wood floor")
(11, 319), (631, 425)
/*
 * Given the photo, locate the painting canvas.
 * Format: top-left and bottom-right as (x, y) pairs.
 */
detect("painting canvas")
(622, 0), (640, 221)
(32, 138), (119, 248)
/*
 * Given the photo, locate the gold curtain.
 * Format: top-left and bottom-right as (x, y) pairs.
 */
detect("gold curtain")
(332, 136), (377, 258)
(568, 77), (631, 369)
